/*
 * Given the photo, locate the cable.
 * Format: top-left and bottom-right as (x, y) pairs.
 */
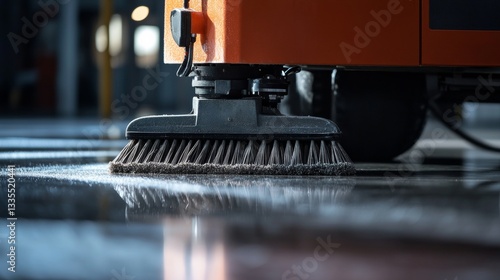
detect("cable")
(176, 35), (195, 77)
(176, 0), (194, 77)
(428, 99), (500, 153)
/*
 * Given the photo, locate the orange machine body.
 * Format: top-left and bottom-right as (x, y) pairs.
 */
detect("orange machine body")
(164, 0), (500, 67)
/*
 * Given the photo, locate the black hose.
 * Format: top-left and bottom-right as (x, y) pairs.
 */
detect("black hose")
(428, 99), (500, 153)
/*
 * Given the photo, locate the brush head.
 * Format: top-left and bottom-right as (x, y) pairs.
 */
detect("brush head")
(110, 98), (355, 176)
(110, 138), (355, 175)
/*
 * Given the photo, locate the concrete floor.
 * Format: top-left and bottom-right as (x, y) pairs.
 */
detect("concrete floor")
(0, 118), (499, 280)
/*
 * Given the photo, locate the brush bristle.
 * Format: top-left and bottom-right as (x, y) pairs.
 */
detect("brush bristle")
(110, 139), (354, 175)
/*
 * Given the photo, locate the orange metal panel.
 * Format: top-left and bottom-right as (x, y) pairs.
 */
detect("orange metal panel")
(165, 0), (420, 66)
(421, 0), (500, 66)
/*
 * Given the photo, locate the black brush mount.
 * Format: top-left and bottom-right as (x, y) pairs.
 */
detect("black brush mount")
(190, 64), (300, 109)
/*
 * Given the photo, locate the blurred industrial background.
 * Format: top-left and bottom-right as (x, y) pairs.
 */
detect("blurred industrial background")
(1, 0), (192, 119)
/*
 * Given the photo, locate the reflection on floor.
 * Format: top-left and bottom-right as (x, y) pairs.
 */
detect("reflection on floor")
(0, 118), (499, 280)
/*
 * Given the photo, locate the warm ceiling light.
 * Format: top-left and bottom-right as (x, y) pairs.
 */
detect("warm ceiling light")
(131, 6), (149, 22)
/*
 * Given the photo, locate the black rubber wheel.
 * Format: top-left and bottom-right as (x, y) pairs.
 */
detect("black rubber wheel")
(333, 70), (427, 162)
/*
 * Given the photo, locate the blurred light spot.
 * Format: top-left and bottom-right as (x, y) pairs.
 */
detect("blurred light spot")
(134, 25), (160, 68)
(95, 25), (107, 53)
(95, 14), (123, 57)
(106, 125), (122, 140)
(109, 15), (123, 57)
(132, 6), (150, 22)
(134, 26), (159, 56)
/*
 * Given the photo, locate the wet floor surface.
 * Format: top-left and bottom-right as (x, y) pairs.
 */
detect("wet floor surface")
(0, 119), (500, 280)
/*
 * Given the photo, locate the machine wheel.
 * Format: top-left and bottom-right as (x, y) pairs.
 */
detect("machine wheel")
(333, 70), (427, 162)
